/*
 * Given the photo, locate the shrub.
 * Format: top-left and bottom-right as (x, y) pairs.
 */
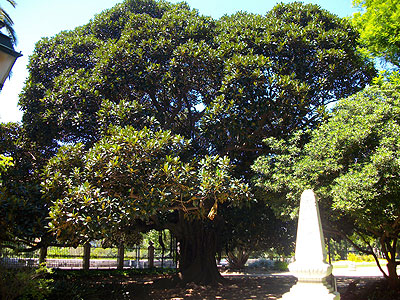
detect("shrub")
(247, 258), (289, 271)
(347, 253), (376, 262)
(0, 264), (53, 300)
(247, 258), (273, 269)
(91, 247), (118, 259)
(273, 260), (289, 271)
(347, 253), (363, 262)
(333, 253), (342, 262)
(362, 254), (375, 262)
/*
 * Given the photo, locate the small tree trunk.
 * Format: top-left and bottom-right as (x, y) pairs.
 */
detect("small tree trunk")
(117, 243), (124, 270)
(83, 243), (91, 270)
(39, 247), (47, 265)
(227, 247), (250, 270)
(148, 241), (155, 268)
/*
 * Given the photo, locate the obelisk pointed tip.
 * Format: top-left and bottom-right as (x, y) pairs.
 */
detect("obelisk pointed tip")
(301, 189), (316, 200)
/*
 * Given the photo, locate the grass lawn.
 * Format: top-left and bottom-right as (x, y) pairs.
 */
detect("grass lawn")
(332, 259), (389, 269)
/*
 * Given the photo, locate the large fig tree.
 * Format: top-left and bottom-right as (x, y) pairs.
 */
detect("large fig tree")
(19, 0), (375, 284)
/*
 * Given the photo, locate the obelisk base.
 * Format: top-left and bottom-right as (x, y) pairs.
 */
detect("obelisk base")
(281, 280), (340, 300)
(281, 261), (340, 299)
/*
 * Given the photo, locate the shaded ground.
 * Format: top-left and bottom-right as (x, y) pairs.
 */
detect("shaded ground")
(146, 274), (383, 300)
(45, 269), (400, 300)
(148, 275), (294, 300)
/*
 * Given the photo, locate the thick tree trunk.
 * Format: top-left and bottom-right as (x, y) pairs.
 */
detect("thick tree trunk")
(174, 218), (224, 285)
(380, 237), (400, 289)
(386, 260), (400, 289)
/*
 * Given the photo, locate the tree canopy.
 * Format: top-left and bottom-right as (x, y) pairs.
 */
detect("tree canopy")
(44, 126), (250, 242)
(352, 0), (400, 69)
(0, 122), (52, 250)
(20, 0), (375, 158)
(253, 78), (400, 286)
(203, 3), (375, 171)
(20, 0), (219, 150)
(43, 126), (250, 283)
(15, 0), (376, 284)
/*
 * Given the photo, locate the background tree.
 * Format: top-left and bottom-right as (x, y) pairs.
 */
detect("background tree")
(0, 123), (53, 251)
(0, 0), (18, 244)
(202, 2), (375, 177)
(0, 154), (12, 175)
(202, 1), (375, 262)
(253, 78), (400, 288)
(220, 202), (295, 269)
(0, 151), (13, 242)
(352, 0), (400, 69)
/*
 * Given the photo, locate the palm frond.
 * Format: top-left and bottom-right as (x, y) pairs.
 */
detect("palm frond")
(5, 0), (16, 8)
(0, 1), (17, 44)
(0, 8), (15, 26)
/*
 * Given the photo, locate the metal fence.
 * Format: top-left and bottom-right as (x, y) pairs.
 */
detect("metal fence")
(0, 245), (177, 269)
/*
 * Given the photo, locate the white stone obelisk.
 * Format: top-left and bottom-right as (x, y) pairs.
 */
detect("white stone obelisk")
(280, 189), (340, 300)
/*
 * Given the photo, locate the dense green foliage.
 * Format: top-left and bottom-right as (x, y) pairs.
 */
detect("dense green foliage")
(0, 154), (13, 184)
(352, 0), (400, 68)
(0, 265), (53, 300)
(253, 79), (400, 286)
(20, 1), (375, 159)
(43, 126), (249, 244)
(203, 3), (375, 173)
(20, 0), (219, 150)
(13, 0), (375, 284)
(0, 154), (12, 172)
(221, 202), (295, 261)
(0, 123), (53, 250)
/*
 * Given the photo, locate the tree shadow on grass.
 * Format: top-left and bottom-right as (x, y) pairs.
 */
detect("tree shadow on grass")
(146, 275), (390, 300)
(146, 275), (296, 300)
(46, 271), (389, 300)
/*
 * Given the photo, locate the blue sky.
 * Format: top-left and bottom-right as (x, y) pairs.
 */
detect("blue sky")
(0, 0), (357, 123)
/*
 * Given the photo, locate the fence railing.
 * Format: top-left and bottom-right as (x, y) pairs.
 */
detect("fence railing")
(0, 245), (177, 269)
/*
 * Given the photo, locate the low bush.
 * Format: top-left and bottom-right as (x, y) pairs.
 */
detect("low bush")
(347, 253), (375, 262)
(0, 264), (53, 300)
(247, 258), (273, 269)
(273, 260), (289, 271)
(91, 247), (118, 259)
(247, 258), (289, 271)
(45, 268), (176, 299)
